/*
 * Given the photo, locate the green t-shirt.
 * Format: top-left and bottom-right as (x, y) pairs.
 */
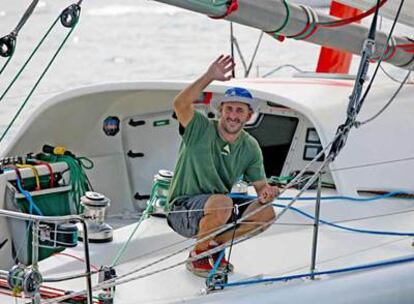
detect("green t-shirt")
(168, 111), (265, 206)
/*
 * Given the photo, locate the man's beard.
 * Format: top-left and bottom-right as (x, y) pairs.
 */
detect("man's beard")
(221, 118), (245, 135)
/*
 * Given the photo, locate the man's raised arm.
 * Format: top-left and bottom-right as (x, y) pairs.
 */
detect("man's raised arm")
(173, 55), (234, 128)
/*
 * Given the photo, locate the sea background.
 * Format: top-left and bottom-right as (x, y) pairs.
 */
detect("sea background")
(0, 0), (410, 145)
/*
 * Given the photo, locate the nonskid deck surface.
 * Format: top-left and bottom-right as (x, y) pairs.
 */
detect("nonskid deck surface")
(29, 189), (414, 303)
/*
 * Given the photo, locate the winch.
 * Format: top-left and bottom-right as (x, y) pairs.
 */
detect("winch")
(39, 222), (78, 248)
(7, 265), (42, 297)
(79, 192), (113, 243)
(147, 169), (173, 215)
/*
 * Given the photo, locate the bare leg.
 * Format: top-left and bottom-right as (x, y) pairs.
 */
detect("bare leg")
(214, 201), (276, 244)
(195, 194), (233, 251)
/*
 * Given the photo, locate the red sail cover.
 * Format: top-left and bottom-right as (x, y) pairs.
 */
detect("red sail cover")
(316, 1), (362, 74)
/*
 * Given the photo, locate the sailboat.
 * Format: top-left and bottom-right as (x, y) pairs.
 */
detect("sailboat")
(0, 0), (413, 303)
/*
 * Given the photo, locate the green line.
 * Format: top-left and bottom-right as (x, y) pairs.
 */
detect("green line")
(0, 50), (15, 76)
(110, 204), (153, 267)
(294, 21), (317, 41)
(0, 20), (78, 143)
(0, 17), (60, 103)
(270, 0), (290, 37)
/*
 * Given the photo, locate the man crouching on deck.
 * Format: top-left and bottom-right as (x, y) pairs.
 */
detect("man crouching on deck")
(167, 55), (278, 277)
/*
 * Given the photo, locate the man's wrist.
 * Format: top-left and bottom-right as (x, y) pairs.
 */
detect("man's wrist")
(202, 72), (215, 84)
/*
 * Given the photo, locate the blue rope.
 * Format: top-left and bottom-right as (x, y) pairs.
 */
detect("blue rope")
(218, 254), (414, 288)
(229, 193), (414, 236)
(207, 250), (226, 284)
(230, 191), (414, 202)
(277, 191), (414, 202)
(273, 203), (414, 237)
(218, 192), (414, 289)
(15, 176), (43, 216)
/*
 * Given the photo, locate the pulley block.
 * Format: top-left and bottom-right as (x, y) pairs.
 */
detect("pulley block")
(0, 35), (16, 58)
(60, 4), (81, 28)
(205, 271), (228, 291)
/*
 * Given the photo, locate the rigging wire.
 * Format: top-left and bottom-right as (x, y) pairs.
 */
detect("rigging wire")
(273, 203), (414, 237)
(232, 38), (247, 74)
(245, 31), (264, 77)
(357, 0), (405, 108)
(356, 70), (411, 126)
(0, 0), (40, 75)
(218, 254), (414, 289)
(42, 217), (278, 304)
(331, 156), (414, 172)
(78, 13), (414, 292)
(261, 64), (305, 78)
(230, 22), (235, 78)
(28, 1), (410, 298)
(125, 204), (414, 259)
(0, 3), (82, 143)
(11, 0), (40, 36)
(327, 0), (382, 162)
(107, 191), (414, 221)
(380, 64), (411, 84)
(0, 54), (14, 77)
(46, 201), (414, 304)
(123, 152), (336, 279)
(56, 130), (347, 301)
(230, 24), (264, 78)
(282, 236), (409, 277)
(76, 163), (343, 294)
(42, 198), (414, 303)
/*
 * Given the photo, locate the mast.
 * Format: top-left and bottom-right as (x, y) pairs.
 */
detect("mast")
(153, 0), (414, 70)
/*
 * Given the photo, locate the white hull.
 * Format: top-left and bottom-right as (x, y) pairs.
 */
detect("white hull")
(0, 78), (413, 303)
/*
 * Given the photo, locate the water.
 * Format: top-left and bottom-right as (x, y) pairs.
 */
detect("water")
(0, 0), (409, 143)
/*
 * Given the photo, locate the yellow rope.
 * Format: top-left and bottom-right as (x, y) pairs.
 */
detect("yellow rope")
(16, 164), (41, 190)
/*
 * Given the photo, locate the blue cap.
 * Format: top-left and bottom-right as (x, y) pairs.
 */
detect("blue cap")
(212, 87), (259, 112)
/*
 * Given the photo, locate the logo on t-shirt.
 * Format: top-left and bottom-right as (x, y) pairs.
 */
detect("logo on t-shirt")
(221, 144), (230, 156)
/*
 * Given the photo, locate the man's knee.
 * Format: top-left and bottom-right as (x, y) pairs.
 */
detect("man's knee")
(204, 194), (233, 223)
(264, 205), (276, 223)
(244, 204), (276, 224)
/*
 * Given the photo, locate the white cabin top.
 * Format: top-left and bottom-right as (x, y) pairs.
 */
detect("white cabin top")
(2, 76), (413, 200)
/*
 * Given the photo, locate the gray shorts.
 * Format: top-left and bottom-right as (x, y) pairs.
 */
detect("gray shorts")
(166, 194), (252, 238)
(167, 194), (210, 238)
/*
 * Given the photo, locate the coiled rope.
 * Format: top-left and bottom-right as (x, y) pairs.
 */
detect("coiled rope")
(37, 154), (92, 214)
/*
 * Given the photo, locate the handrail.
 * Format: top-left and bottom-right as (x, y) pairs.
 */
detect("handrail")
(0, 208), (81, 222)
(0, 208), (93, 304)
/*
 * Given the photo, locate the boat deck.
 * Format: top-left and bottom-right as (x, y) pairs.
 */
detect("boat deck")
(6, 188), (410, 303)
